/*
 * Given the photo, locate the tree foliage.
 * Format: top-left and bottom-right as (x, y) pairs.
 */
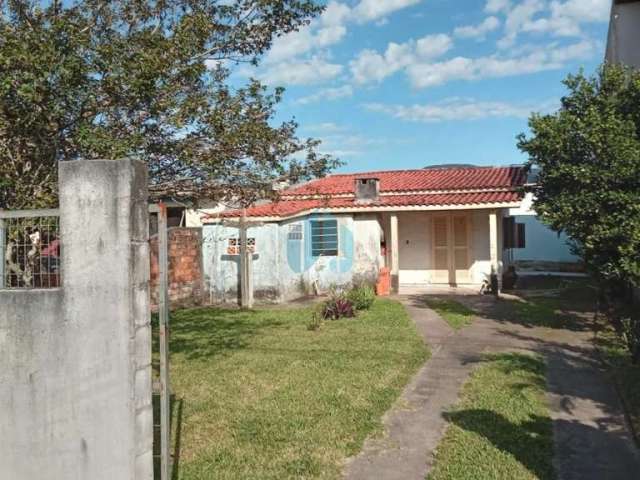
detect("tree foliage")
(518, 64), (640, 288)
(0, 0), (339, 209)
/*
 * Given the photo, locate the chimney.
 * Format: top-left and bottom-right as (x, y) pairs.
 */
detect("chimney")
(354, 177), (380, 204)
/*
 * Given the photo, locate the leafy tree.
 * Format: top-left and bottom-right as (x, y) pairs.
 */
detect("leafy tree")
(518, 64), (640, 361)
(0, 0), (338, 209)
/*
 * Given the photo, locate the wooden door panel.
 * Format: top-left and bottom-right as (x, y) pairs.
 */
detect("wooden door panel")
(453, 215), (470, 284)
(432, 217), (449, 283)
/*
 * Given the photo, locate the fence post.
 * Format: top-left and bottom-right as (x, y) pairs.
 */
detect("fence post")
(157, 203), (172, 480)
(0, 217), (5, 289)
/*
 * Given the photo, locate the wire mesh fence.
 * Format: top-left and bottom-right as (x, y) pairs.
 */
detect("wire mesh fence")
(0, 210), (61, 289)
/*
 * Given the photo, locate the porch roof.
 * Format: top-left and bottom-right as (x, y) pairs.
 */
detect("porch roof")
(205, 190), (522, 222)
(203, 165), (527, 222)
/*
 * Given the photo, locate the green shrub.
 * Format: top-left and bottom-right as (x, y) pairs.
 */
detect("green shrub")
(347, 284), (376, 311)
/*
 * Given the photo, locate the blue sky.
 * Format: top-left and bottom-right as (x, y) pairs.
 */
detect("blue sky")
(235, 0), (611, 173)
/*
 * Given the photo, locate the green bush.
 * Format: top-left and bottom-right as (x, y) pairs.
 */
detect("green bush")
(347, 284), (376, 311)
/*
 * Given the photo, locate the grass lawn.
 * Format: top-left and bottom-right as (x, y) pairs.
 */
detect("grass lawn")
(424, 298), (475, 329)
(428, 353), (555, 480)
(595, 325), (640, 445)
(164, 299), (428, 480)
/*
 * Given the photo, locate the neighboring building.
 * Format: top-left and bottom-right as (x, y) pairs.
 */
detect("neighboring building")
(200, 165), (578, 302)
(505, 193), (581, 273)
(606, 0), (640, 67)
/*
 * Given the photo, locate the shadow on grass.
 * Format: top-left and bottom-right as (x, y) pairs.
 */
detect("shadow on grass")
(487, 295), (592, 331)
(153, 307), (286, 361)
(441, 353), (554, 480)
(409, 296), (475, 329)
(416, 296), (475, 317)
(444, 409), (555, 480)
(153, 394), (184, 480)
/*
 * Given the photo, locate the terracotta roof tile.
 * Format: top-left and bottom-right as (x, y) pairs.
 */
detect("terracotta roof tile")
(211, 191), (522, 220)
(282, 166), (526, 196)
(204, 166), (527, 221)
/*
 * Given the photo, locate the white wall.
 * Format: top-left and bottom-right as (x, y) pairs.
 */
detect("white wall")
(469, 210), (493, 284)
(394, 210), (498, 286)
(398, 212), (432, 284)
(511, 216), (578, 263)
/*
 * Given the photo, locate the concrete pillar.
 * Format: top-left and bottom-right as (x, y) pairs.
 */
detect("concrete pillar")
(59, 159), (153, 480)
(489, 210), (500, 294)
(390, 213), (399, 293)
(0, 159), (153, 480)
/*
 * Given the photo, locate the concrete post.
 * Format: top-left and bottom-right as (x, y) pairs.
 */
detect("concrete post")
(0, 159), (153, 480)
(489, 210), (500, 295)
(390, 213), (399, 293)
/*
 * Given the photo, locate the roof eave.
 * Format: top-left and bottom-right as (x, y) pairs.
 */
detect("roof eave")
(203, 201), (522, 224)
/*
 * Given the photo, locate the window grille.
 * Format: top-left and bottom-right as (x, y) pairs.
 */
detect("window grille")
(288, 224), (303, 240)
(311, 219), (338, 257)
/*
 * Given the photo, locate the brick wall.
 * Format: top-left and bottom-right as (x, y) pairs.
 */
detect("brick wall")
(151, 227), (204, 309)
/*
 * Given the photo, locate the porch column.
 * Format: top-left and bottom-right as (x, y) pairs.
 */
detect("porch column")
(390, 213), (399, 293)
(489, 210), (500, 294)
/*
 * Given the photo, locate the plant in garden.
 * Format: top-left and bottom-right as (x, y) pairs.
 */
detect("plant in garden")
(518, 64), (640, 362)
(321, 289), (355, 320)
(307, 304), (324, 331)
(347, 284), (376, 311)
(0, 0), (338, 209)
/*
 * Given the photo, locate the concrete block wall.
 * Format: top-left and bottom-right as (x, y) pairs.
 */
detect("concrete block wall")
(0, 159), (153, 480)
(150, 227), (204, 308)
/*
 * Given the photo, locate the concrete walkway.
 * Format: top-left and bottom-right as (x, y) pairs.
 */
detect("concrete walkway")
(343, 294), (640, 480)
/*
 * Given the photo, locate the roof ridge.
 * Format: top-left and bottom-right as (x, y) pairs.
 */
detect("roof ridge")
(314, 164), (525, 178)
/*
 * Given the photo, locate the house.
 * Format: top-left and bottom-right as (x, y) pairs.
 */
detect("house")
(606, 0), (640, 68)
(200, 165), (580, 302)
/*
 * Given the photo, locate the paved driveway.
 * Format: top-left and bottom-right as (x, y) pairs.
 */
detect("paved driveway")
(343, 293), (640, 480)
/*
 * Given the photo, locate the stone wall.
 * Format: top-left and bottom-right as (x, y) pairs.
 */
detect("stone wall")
(0, 159), (153, 480)
(150, 227), (204, 308)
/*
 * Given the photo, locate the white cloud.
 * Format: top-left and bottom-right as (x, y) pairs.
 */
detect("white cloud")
(405, 39), (597, 88)
(351, 34), (453, 84)
(294, 85), (354, 105)
(485, 0), (511, 13)
(496, 0), (611, 47)
(499, 0), (545, 48)
(265, 22), (346, 64)
(304, 122), (347, 133)
(261, 57), (343, 86)
(364, 97), (559, 122)
(416, 34), (454, 58)
(353, 0), (422, 23)
(321, 1), (352, 26)
(454, 16), (501, 39)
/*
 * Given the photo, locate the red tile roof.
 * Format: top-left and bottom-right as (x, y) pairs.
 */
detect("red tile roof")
(204, 165), (527, 221)
(282, 166), (526, 196)
(216, 191), (522, 219)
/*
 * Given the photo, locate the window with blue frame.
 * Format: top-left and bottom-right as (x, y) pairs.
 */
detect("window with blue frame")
(311, 219), (338, 257)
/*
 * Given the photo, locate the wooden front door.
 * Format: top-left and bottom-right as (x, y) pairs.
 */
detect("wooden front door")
(431, 214), (471, 285)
